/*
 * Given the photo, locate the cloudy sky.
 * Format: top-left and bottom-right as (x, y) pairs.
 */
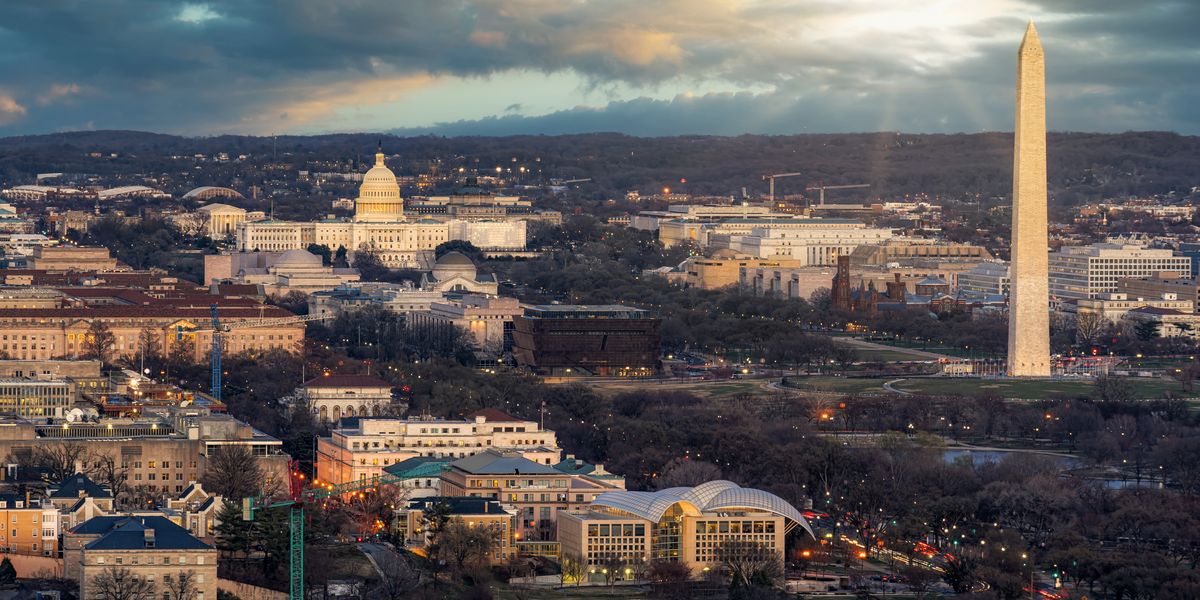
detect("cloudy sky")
(0, 0), (1196, 136)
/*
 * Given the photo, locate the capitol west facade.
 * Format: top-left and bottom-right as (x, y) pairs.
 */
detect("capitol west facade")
(236, 149), (526, 268)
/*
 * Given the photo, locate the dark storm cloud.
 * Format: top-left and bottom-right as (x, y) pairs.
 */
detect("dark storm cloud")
(0, 1), (1196, 135)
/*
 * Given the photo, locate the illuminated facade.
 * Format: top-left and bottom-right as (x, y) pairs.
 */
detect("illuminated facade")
(558, 481), (813, 576)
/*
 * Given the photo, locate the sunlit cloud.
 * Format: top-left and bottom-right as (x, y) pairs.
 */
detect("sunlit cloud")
(0, 0), (1195, 135)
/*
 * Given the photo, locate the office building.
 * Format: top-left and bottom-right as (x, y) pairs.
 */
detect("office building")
(0, 288), (303, 362)
(1116, 273), (1200, 309)
(27, 247), (122, 272)
(653, 250), (804, 290)
(203, 249), (361, 295)
(396, 496), (517, 562)
(712, 221), (894, 266)
(68, 516), (217, 600)
(315, 409), (562, 487)
(1048, 243), (1190, 304)
(439, 449), (625, 541)
(957, 262), (1011, 296)
(557, 481), (812, 575)
(0, 409), (290, 500)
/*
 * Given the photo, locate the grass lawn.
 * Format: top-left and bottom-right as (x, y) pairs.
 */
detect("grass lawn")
(783, 376), (888, 394)
(893, 376), (1189, 399)
(588, 378), (769, 400)
(852, 347), (936, 362)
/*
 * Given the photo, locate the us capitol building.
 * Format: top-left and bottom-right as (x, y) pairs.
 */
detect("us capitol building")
(235, 148), (527, 268)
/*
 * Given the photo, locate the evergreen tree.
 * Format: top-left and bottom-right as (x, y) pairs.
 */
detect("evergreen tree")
(214, 501), (253, 558)
(0, 557), (15, 585)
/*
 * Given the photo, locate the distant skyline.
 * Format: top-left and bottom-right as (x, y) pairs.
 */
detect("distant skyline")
(0, 1), (1197, 137)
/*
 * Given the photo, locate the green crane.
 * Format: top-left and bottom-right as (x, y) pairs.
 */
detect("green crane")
(242, 497), (304, 600)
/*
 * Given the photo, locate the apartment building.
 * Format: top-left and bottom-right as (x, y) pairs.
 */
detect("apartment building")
(316, 409), (561, 487)
(0, 492), (59, 557)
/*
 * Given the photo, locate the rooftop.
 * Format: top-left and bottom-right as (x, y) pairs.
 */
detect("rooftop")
(76, 515), (213, 551)
(304, 374), (393, 389)
(448, 449), (559, 475)
(523, 305), (649, 319)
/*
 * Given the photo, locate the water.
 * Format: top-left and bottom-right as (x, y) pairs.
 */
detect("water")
(941, 449), (1082, 469)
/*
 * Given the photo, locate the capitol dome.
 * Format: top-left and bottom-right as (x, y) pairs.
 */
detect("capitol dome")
(432, 251), (477, 280)
(354, 147), (405, 222)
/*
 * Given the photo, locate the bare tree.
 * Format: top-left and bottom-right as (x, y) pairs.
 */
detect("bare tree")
(373, 547), (419, 600)
(32, 441), (89, 482)
(89, 567), (156, 600)
(82, 320), (117, 365)
(200, 445), (265, 500)
(163, 570), (199, 600)
(712, 539), (782, 587)
(560, 552), (587, 587)
(1075, 312), (1107, 347)
(87, 452), (129, 505)
(601, 554), (625, 586)
(653, 457), (723, 489)
(435, 520), (502, 569)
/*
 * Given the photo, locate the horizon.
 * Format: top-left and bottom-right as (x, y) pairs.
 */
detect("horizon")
(1, 1), (1197, 137)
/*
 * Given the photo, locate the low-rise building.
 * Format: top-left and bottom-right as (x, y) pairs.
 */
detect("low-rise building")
(298, 374), (399, 423)
(396, 496), (517, 562)
(315, 410), (562, 487)
(1122, 307), (1200, 339)
(656, 251), (804, 290)
(1075, 292), (1192, 321)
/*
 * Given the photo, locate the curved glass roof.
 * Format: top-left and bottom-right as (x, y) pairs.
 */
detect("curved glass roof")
(591, 481), (814, 538)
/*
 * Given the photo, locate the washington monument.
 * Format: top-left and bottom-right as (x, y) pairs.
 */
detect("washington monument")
(1007, 21), (1051, 377)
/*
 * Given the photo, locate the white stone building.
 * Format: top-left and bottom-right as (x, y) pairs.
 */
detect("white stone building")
(236, 149), (526, 268)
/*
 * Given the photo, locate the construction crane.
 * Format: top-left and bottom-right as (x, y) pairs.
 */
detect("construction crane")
(557, 178), (592, 185)
(173, 308), (333, 402)
(762, 172), (804, 203)
(242, 460), (306, 600)
(237, 466), (434, 600)
(805, 182), (870, 206)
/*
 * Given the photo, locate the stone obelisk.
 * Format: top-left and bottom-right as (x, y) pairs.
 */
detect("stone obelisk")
(1007, 21), (1051, 377)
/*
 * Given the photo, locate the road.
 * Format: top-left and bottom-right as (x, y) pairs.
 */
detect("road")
(358, 542), (417, 594)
